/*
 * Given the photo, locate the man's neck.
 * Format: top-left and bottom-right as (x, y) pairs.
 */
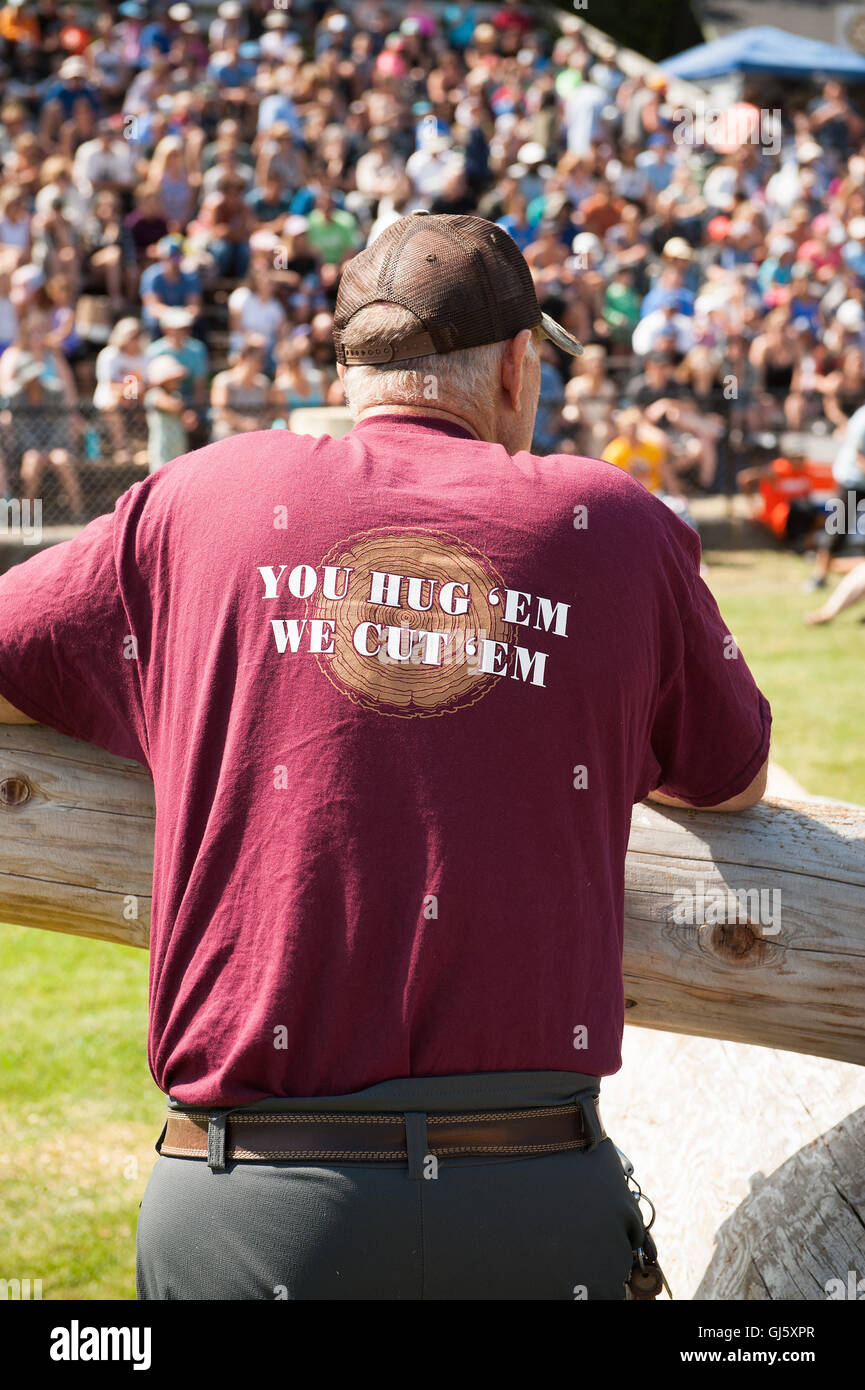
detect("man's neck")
(352, 404), (485, 441)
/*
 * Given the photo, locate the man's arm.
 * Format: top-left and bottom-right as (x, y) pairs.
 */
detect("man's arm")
(648, 755), (768, 812)
(0, 693), (37, 724)
(0, 509), (149, 763)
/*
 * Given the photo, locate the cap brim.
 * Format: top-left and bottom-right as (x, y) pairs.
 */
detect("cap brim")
(539, 311), (583, 356)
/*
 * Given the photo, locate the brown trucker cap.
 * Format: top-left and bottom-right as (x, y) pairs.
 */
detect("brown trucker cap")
(333, 211), (583, 365)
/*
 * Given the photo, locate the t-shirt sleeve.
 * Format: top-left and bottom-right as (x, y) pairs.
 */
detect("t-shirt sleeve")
(647, 520), (772, 807)
(0, 507), (149, 766)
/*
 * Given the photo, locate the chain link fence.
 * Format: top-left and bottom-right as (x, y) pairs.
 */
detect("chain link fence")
(0, 402), (148, 528)
(0, 401), (291, 529)
(0, 388), (845, 541)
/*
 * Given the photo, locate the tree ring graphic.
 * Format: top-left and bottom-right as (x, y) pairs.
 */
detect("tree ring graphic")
(307, 527), (516, 717)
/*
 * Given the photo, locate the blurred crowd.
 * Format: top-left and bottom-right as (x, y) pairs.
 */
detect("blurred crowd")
(1, 0), (865, 525)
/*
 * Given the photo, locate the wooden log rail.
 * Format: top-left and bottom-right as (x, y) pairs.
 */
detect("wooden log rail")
(1, 725), (863, 1066)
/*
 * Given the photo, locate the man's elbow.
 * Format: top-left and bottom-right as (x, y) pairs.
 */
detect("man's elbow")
(647, 756), (770, 813)
(705, 756), (769, 812)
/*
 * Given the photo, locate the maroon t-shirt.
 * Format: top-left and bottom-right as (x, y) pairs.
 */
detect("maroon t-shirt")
(0, 416), (771, 1104)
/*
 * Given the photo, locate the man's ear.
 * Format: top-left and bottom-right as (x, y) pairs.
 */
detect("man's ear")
(336, 362), (346, 382)
(500, 328), (533, 412)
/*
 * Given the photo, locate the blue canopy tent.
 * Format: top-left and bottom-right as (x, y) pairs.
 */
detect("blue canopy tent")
(662, 26), (865, 82)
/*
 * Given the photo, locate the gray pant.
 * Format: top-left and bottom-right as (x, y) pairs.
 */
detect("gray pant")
(136, 1071), (646, 1301)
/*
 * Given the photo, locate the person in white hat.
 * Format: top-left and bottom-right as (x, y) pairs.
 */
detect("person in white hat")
(93, 317), (149, 463)
(510, 144), (548, 205)
(147, 353), (187, 386)
(72, 118), (138, 202)
(662, 236), (694, 263)
(406, 128), (462, 200)
(835, 298), (865, 333)
(260, 9), (295, 64)
(145, 354), (195, 472)
(517, 140), (547, 168)
(58, 56), (90, 81)
(140, 240), (203, 339)
(3, 337), (85, 518)
(209, 0), (247, 49)
(146, 306), (209, 419)
(766, 148), (825, 218)
(40, 55), (99, 152)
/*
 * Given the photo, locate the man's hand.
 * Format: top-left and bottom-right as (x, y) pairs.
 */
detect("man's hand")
(647, 756), (768, 812)
(0, 694), (37, 724)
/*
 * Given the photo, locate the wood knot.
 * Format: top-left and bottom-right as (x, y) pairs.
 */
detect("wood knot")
(699, 921), (771, 967)
(0, 775), (31, 807)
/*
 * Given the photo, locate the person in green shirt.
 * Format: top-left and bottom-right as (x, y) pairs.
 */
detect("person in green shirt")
(604, 267), (642, 342)
(305, 190), (360, 266)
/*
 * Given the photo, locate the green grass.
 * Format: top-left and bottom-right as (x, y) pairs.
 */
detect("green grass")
(702, 544), (865, 804)
(0, 926), (158, 1299)
(0, 540), (862, 1300)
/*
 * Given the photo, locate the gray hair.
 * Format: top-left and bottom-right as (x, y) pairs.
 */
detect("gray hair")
(341, 302), (539, 418)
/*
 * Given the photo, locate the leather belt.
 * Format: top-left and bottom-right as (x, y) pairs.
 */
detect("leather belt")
(158, 1099), (605, 1165)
